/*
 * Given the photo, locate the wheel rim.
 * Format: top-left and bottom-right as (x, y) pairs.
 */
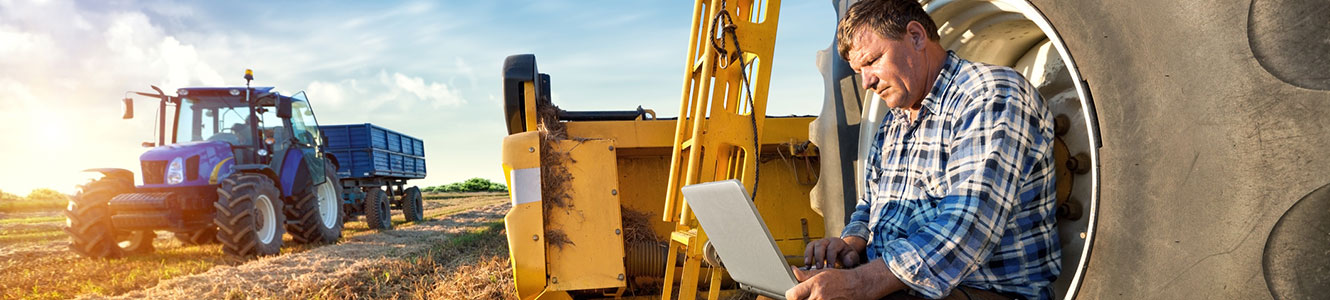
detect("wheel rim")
(922, 1), (1102, 298)
(316, 181), (339, 228)
(117, 231), (151, 249)
(255, 194), (278, 244)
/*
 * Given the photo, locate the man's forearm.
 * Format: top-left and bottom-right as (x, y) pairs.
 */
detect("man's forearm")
(853, 258), (908, 298)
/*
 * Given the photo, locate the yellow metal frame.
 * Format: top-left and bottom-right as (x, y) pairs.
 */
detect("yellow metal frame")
(661, 0), (782, 299)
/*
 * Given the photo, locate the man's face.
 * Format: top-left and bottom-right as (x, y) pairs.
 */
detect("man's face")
(846, 28), (928, 110)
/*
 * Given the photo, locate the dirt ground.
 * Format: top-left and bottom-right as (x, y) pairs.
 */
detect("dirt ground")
(1, 192), (514, 299)
(93, 201), (511, 299)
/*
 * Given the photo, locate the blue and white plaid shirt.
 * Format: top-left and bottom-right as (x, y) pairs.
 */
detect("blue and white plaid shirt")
(842, 51), (1061, 300)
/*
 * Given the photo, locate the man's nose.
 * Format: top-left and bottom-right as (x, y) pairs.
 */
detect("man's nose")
(861, 74), (877, 91)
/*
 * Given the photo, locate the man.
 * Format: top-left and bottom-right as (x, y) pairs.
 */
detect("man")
(786, 0), (1060, 299)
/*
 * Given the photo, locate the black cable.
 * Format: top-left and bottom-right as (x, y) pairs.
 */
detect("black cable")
(710, 7), (761, 201)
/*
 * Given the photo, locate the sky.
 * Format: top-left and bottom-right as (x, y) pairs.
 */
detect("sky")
(0, 0), (837, 195)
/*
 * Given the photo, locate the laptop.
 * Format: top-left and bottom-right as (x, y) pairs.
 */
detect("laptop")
(681, 179), (798, 299)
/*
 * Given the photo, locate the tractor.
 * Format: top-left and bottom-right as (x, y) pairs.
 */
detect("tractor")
(65, 70), (344, 259)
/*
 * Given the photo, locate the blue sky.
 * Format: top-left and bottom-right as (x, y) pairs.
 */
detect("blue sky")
(0, 0), (837, 194)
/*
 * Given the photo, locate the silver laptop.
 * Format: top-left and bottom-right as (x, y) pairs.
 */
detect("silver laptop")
(681, 179), (798, 299)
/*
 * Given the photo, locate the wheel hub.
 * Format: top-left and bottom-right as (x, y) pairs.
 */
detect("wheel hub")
(317, 181), (339, 228)
(255, 194), (277, 244)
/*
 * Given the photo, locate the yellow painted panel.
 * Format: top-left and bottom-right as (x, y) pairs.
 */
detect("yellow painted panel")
(545, 139), (628, 290)
(502, 132), (547, 300)
(507, 202), (547, 300)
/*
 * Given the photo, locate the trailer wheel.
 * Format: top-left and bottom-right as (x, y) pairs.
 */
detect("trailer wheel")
(287, 161), (344, 244)
(402, 186), (424, 222)
(214, 173), (285, 258)
(365, 188), (393, 230)
(65, 175), (133, 258)
(173, 227), (218, 245)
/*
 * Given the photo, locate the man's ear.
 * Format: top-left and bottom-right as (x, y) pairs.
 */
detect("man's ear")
(907, 21), (927, 51)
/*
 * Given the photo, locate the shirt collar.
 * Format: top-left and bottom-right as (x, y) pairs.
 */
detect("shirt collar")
(887, 51), (960, 121)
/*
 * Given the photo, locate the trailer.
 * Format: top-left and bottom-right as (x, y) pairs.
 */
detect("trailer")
(319, 123), (426, 230)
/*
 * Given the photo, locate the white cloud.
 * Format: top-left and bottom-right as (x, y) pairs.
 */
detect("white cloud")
(454, 57), (477, 89)
(392, 72), (465, 108)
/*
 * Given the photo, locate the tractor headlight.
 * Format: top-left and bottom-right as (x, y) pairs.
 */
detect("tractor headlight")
(166, 157), (185, 184)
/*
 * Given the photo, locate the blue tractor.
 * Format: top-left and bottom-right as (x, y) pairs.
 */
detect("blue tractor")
(66, 71), (344, 259)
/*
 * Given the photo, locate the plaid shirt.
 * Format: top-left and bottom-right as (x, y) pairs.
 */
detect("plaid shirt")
(842, 51), (1061, 299)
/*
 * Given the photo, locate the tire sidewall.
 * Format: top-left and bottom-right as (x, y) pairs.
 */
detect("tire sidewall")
(214, 173), (285, 258)
(66, 176), (133, 258)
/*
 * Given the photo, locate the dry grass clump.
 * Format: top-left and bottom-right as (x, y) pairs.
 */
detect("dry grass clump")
(287, 221), (517, 300)
(536, 94), (579, 250)
(428, 255), (515, 299)
(619, 209), (661, 245)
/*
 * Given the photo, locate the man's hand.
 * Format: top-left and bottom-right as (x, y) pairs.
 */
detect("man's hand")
(786, 259), (903, 300)
(803, 236), (867, 269)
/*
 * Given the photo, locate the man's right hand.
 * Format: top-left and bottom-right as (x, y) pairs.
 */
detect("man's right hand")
(803, 236), (867, 270)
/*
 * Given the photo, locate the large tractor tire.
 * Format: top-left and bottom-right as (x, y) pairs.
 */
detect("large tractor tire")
(214, 173), (285, 258)
(66, 175), (153, 258)
(401, 186), (424, 222)
(287, 161), (344, 244)
(172, 227), (218, 245)
(364, 188), (393, 230)
(1021, 0), (1329, 298)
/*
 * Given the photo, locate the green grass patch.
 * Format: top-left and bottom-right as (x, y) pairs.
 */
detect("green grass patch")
(0, 215), (64, 225)
(0, 229), (64, 244)
(0, 200), (66, 213)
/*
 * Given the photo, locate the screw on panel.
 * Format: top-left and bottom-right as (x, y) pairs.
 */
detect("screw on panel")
(615, 229), (621, 235)
(528, 147), (535, 153)
(532, 234), (540, 241)
(618, 273), (625, 281)
(552, 277), (558, 284)
(609, 145), (615, 151)
(611, 189), (618, 196)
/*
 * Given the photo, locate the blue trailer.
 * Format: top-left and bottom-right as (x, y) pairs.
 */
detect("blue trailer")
(319, 123), (426, 229)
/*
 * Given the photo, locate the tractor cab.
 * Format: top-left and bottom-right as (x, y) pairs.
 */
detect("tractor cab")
(126, 86), (329, 191)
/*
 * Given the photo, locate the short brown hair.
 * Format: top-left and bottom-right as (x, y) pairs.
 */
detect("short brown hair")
(836, 0), (941, 58)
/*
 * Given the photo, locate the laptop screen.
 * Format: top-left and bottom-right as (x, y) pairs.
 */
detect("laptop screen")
(682, 180), (798, 298)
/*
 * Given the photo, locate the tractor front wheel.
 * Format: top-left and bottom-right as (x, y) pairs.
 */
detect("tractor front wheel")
(364, 188), (393, 230)
(288, 161), (344, 244)
(214, 173), (285, 258)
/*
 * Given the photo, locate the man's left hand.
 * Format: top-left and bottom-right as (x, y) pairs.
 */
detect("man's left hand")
(786, 259), (903, 300)
(786, 266), (864, 300)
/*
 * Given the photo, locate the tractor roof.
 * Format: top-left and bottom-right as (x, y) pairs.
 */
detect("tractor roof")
(177, 87), (276, 97)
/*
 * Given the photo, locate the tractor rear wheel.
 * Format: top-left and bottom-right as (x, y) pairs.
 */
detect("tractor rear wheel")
(402, 186), (424, 222)
(364, 188), (393, 230)
(214, 173), (285, 258)
(65, 175), (134, 258)
(173, 227), (218, 245)
(287, 161), (344, 244)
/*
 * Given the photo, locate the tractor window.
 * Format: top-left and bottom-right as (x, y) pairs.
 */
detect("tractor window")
(288, 92), (322, 147)
(176, 97), (260, 146)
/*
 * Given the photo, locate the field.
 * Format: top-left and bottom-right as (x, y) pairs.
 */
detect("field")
(0, 192), (515, 299)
